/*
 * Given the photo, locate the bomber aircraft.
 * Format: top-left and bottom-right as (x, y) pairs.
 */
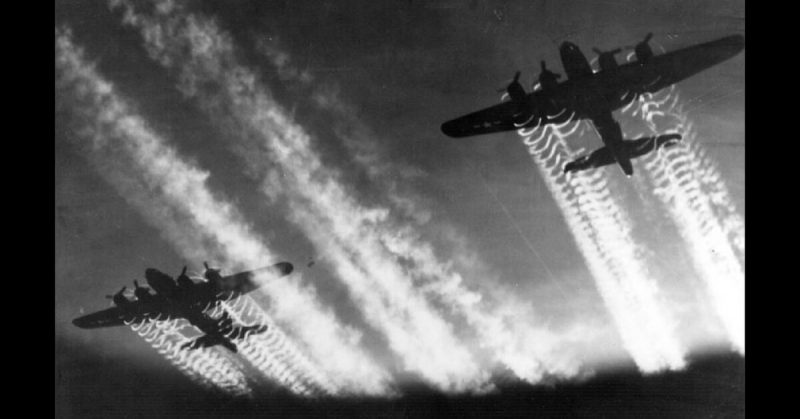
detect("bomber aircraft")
(441, 33), (744, 176)
(73, 261), (294, 353)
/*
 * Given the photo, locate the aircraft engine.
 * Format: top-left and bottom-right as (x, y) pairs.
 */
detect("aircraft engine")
(635, 33), (654, 62)
(145, 268), (179, 297)
(593, 47), (622, 72)
(499, 71), (526, 103)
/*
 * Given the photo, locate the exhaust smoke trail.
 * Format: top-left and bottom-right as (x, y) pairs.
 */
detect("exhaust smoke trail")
(113, 0), (599, 389)
(56, 27), (389, 395)
(516, 114), (686, 373)
(622, 86), (744, 353)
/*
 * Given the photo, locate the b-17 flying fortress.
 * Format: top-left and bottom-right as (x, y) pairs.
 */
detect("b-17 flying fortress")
(441, 33), (744, 176)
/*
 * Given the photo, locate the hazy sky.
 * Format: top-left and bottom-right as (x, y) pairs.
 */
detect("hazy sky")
(55, 0), (744, 399)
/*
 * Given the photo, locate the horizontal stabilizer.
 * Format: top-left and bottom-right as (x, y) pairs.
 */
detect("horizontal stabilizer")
(181, 334), (238, 353)
(564, 133), (681, 174)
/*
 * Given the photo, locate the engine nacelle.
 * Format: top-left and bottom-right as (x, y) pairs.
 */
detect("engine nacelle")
(145, 268), (179, 297)
(594, 47), (622, 72)
(635, 33), (654, 62)
(503, 71), (527, 103)
(507, 81), (526, 103)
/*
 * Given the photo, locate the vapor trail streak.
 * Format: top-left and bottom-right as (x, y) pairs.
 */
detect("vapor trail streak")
(219, 295), (339, 396)
(129, 318), (253, 396)
(112, 0), (609, 389)
(56, 27), (384, 394)
(517, 117), (686, 372)
(302, 66), (589, 383)
(625, 88), (744, 353)
(112, 0), (490, 392)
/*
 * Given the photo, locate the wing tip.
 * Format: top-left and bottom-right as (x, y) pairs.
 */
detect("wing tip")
(441, 120), (464, 138)
(72, 316), (91, 329)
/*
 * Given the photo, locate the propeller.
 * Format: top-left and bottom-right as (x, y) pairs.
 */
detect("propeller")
(592, 47), (622, 56)
(132, 280), (151, 300)
(605, 33), (657, 54)
(496, 70), (522, 93)
(177, 265), (189, 281)
(540, 60), (561, 79)
(106, 286), (127, 306)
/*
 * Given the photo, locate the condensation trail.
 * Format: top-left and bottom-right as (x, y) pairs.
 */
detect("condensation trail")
(623, 87), (744, 353)
(516, 114), (686, 372)
(112, 0), (490, 392)
(128, 317), (252, 396)
(214, 294), (340, 396)
(259, 47), (590, 383)
(56, 27), (384, 394)
(111, 0), (605, 390)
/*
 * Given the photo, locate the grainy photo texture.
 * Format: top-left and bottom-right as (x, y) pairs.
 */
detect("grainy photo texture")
(55, 0), (744, 417)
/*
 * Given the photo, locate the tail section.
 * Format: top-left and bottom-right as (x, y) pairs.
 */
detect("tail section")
(617, 155), (634, 177)
(181, 334), (239, 353)
(565, 133), (682, 174)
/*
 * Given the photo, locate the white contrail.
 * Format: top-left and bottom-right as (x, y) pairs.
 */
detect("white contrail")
(214, 295), (339, 396)
(56, 27), (389, 395)
(516, 115), (686, 373)
(128, 317), (253, 396)
(623, 87), (744, 353)
(112, 0), (610, 390)
(258, 47), (593, 383)
(111, 0), (491, 392)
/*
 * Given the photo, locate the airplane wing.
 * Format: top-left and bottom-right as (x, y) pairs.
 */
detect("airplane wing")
(600, 35), (744, 101)
(72, 307), (128, 329)
(216, 262), (294, 294)
(441, 100), (539, 138)
(71, 305), (162, 329)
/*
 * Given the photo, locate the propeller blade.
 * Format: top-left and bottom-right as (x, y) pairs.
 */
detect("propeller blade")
(643, 32), (653, 43)
(592, 47), (602, 55)
(512, 71), (521, 83)
(204, 261), (210, 270)
(181, 266), (187, 276)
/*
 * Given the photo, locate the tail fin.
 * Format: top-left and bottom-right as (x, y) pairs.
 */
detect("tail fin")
(617, 155), (634, 177)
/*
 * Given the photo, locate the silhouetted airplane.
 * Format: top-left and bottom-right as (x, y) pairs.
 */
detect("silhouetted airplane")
(441, 33), (744, 176)
(73, 261), (294, 353)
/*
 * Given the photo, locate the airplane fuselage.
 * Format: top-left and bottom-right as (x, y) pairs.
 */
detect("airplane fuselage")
(511, 35), (745, 131)
(442, 34), (744, 144)
(73, 262), (292, 352)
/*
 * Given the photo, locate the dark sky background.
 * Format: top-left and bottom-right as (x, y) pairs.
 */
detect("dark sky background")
(55, 0), (743, 415)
